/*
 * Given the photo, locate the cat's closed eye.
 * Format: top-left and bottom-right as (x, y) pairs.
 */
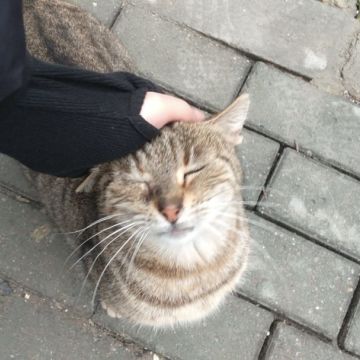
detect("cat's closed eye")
(183, 165), (207, 183)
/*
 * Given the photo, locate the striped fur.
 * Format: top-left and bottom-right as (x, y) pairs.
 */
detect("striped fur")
(24, 0), (250, 327)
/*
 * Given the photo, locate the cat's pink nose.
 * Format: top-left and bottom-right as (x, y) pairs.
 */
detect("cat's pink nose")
(161, 205), (181, 224)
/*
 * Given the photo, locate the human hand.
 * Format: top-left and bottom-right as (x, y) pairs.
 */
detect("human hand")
(140, 92), (205, 129)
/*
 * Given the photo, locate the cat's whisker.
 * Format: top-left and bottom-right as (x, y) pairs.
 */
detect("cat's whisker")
(239, 186), (286, 196)
(74, 222), (145, 307)
(68, 221), (143, 271)
(64, 213), (123, 235)
(226, 200), (278, 208)
(196, 209), (275, 234)
(91, 227), (145, 309)
(63, 219), (133, 268)
(125, 228), (150, 281)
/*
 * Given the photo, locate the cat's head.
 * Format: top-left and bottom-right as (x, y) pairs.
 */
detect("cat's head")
(77, 94), (249, 264)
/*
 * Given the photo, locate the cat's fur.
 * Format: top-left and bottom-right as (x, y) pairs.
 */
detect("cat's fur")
(24, 0), (250, 327)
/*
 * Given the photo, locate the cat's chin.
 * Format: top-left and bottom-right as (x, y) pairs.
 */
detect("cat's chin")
(156, 225), (195, 241)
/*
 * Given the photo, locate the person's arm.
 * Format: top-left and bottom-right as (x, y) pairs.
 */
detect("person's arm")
(0, 57), (163, 177)
(0, 1), (203, 178)
(0, 0), (27, 102)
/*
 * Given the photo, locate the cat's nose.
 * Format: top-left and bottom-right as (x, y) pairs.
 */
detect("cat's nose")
(161, 205), (181, 224)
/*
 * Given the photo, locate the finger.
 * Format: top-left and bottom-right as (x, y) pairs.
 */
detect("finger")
(171, 98), (205, 122)
(191, 107), (206, 122)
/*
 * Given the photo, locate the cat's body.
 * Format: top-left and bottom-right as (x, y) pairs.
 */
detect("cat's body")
(24, 0), (250, 327)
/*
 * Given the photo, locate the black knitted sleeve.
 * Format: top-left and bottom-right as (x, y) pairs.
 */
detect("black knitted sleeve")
(0, 57), (161, 177)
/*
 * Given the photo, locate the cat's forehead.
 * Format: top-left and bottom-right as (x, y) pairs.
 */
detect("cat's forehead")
(111, 122), (228, 180)
(149, 122), (224, 161)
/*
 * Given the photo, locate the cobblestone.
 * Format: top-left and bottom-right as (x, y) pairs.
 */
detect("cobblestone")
(93, 296), (273, 360)
(129, 0), (360, 87)
(259, 149), (360, 260)
(239, 213), (359, 338)
(113, 4), (252, 111)
(265, 323), (355, 359)
(243, 62), (360, 177)
(0, 286), (149, 360)
(0, 193), (92, 314)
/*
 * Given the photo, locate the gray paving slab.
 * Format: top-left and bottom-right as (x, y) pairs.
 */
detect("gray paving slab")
(320, 0), (358, 16)
(0, 192), (92, 314)
(0, 287), (150, 360)
(237, 129), (280, 205)
(239, 213), (359, 338)
(66, 0), (122, 27)
(93, 296), (273, 360)
(0, 154), (39, 201)
(129, 0), (360, 82)
(113, 4), (252, 111)
(259, 149), (360, 260)
(343, 33), (360, 101)
(265, 323), (355, 360)
(243, 62), (360, 177)
(343, 297), (360, 355)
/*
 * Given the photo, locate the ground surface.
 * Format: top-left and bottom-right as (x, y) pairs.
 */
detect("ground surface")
(1, 0), (360, 359)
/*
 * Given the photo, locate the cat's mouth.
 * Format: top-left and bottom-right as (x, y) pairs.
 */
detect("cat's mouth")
(158, 224), (195, 238)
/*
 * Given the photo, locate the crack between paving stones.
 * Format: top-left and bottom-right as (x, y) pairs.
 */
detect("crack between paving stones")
(235, 62), (255, 99)
(127, 2), (312, 83)
(0, 272), (164, 359)
(109, 0), (127, 30)
(253, 209), (360, 266)
(255, 145), (285, 207)
(235, 292), (333, 344)
(0, 183), (42, 208)
(338, 277), (360, 353)
(0, 271), (95, 318)
(88, 319), (168, 360)
(257, 320), (279, 360)
(177, 23), (312, 83)
(339, 29), (360, 102)
(243, 125), (360, 185)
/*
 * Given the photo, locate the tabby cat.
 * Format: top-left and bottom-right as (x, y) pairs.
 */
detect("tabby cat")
(24, 0), (250, 327)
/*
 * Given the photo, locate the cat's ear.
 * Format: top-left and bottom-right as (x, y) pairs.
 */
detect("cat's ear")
(75, 167), (102, 193)
(209, 94), (250, 145)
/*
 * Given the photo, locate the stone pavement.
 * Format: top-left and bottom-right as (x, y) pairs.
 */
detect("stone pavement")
(1, 0), (360, 359)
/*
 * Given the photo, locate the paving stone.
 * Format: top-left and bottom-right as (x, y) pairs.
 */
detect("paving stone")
(259, 149), (360, 260)
(243, 62), (360, 177)
(237, 129), (280, 205)
(66, 0), (123, 27)
(93, 296), (273, 360)
(266, 323), (354, 360)
(239, 213), (359, 338)
(0, 154), (39, 201)
(113, 4), (252, 111)
(343, 297), (360, 355)
(0, 193), (92, 314)
(320, 0), (358, 16)
(0, 289), (148, 360)
(129, 0), (360, 83)
(343, 33), (360, 101)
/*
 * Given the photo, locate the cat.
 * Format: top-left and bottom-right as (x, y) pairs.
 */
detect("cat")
(23, 0), (250, 327)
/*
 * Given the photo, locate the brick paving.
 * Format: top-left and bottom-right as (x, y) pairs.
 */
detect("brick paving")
(1, 0), (360, 359)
